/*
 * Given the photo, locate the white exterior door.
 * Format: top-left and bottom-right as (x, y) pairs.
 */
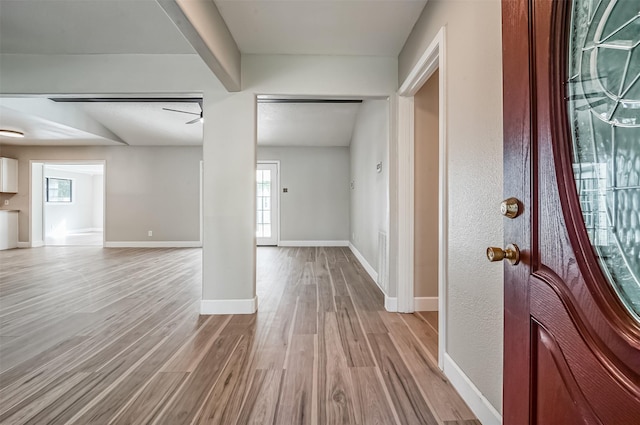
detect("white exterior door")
(256, 162), (279, 246)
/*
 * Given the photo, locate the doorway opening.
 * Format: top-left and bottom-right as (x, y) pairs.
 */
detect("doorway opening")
(397, 26), (447, 368)
(31, 161), (105, 247)
(414, 69), (440, 351)
(253, 95), (392, 312)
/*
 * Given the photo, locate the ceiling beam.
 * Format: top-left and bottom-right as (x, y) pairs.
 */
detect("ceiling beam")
(50, 97), (202, 103)
(157, 0), (241, 92)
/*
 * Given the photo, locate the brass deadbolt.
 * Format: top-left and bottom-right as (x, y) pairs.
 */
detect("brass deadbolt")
(500, 198), (520, 219)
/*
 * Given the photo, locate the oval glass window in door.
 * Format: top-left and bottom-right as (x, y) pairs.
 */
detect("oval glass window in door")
(568, 0), (640, 321)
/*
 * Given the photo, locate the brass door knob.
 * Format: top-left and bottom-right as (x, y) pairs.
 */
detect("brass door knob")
(487, 244), (520, 265)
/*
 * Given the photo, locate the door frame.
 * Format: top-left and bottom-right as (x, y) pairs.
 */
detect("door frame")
(256, 160), (280, 246)
(31, 159), (106, 247)
(397, 26), (447, 368)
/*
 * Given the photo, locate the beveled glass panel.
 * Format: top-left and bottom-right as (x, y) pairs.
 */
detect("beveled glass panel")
(568, 0), (640, 321)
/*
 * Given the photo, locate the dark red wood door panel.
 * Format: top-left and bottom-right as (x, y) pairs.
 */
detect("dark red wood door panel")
(502, 0), (640, 423)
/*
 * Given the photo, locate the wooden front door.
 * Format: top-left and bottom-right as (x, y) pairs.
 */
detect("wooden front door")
(502, 0), (640, 423)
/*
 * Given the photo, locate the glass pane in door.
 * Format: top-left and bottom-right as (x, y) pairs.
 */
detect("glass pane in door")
(568, 0), (640, 321)
(257, 169), (272, 238)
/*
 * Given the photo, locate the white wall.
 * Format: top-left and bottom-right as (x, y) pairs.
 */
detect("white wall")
(350, 100), (389, 284)
(257, 146), (349, 242)
(0, 54), (225, 94)
(0, 145), (202, 244)
(399, 0), (504, 415)
(31, 163), (44, 245)
(43, 167), (98, 235)
(93, 174), (104, 229)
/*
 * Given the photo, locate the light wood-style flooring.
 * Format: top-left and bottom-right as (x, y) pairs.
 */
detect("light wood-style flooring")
(0, 246), (479, 424)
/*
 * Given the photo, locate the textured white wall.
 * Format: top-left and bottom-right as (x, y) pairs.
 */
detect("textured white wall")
(257, 146), (350, 242)
(350, 100), (389, 275)
(399, 0), (504, 414)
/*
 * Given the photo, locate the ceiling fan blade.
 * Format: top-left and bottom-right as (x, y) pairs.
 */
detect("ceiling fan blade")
(186, 117), (201, 125)
(162, 107), (199, 116)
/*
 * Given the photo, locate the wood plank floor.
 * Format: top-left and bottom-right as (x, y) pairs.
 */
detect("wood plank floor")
(0, 246), (480, 425)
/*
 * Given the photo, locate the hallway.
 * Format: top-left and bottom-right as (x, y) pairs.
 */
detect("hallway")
(0, 246), (478, 424)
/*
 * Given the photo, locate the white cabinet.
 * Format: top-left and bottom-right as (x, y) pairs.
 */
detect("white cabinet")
(0, 157), (18, 193)
(0, 211), (18, 250)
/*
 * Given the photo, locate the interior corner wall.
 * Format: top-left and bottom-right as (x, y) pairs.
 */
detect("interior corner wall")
(0, 145), (202, 244)
(257, 146), (349, 242)
(349, 99), (389, 281)
(399, 0), (504, 414)
(414, 71), (439, 299)
(199, 55), (397, 307)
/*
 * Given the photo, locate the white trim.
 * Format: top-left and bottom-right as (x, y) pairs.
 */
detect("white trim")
(348, 242), (379, 287)
(257, 160), (281, 246)
(443, 353), (502, 425)
(17, 242), (30, 248)
(200, 296), (258, 315)
(399, 29), (444, 95)
(384, 296), (398, 312)
(32, 240), (44, 248)
(278, 240), (348, 247)
(200, 160), (203, 245)
(397, 26), (448, 370)
(414, 297), (439, 311)
(105, 241), (202, 248)
(397, 95), (415, 314)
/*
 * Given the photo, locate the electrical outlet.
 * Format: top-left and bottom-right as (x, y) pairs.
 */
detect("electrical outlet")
(3, 200), (8, 206)
(148, 230), (153, 237)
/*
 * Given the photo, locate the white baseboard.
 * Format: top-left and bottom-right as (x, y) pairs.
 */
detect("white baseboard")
(200, 296), (258, 315)
(105, 241), (202, 248)
(384, 295), (398, 312)
(278, 240), (349, 247)
(17, 242), (30, 248)
(348, 243), (379, 283)
(74, 227), (103, 233)
(414, 297), (439, 311)
(31, 240), (44, 248)
(443, 353), (502, 425)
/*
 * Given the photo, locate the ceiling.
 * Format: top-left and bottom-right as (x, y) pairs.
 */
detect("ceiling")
(0, 105), (123, 146)
(80, 102), (203, 146)
(215, 0), (428, 56)
(258, 101), (361, 147)
(0, 98), (203, 146)
(0, 0), (195, 54)
(0, 0), (413, 146)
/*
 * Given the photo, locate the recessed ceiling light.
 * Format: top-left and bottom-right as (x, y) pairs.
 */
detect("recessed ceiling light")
(0, 129), (24, 138)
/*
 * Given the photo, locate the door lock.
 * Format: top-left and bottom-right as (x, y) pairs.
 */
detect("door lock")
(500, 197), (520, 219)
